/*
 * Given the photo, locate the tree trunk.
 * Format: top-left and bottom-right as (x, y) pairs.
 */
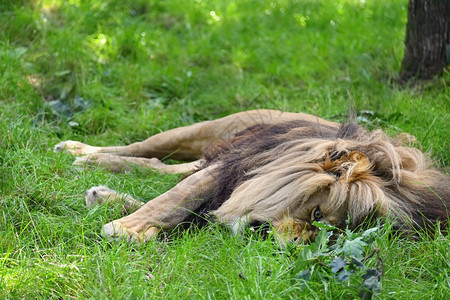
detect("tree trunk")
(400, 0), (450, 80)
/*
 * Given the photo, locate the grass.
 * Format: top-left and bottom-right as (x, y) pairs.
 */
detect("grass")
(0, 0), (449, 298)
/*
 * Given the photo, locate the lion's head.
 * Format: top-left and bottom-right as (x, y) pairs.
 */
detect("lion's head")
(204, 120), (449, 243)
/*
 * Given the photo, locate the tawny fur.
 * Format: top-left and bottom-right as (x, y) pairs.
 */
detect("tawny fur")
(55, 109), (449, 243)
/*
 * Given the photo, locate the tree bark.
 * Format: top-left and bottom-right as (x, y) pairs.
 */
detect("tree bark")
(400, 0), (450, 80)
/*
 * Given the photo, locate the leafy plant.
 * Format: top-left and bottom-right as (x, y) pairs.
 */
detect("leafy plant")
(290, 222), (384, 299)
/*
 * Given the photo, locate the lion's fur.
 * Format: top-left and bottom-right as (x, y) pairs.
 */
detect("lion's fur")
(203, 120), (449, 234)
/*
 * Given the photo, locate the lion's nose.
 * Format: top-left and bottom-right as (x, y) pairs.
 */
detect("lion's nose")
(273, 218), (319, 246)
(293, 222), (318, 244)
(296, 228), (317, 243)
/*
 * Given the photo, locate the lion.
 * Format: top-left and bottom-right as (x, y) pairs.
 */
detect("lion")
(54, 109), (449, 244)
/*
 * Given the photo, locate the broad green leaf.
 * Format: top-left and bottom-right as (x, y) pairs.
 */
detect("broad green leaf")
(361, 227), (378, 241)
(362, 269), (382, 292)
(312, 221), (337, 231)
(342, 237), (366, 259)
(330, 257), (346, 273)
(336, 270), (353, 281)
(349, 258), (365, 269)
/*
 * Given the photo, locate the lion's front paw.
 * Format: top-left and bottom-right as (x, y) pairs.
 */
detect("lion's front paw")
(103, 220), (160, 243)
(85, 185), (143, 213)
(85, 185), (117, 208)
(54, 140), (100, 156)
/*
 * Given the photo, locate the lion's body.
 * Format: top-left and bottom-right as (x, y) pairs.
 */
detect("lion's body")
(55, 110), (449, 243)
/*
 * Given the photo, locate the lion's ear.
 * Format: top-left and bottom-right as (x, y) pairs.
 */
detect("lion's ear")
(322, 150), (373, 182)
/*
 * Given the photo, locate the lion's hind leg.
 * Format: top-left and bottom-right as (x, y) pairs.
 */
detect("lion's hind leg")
(74, 153), (204, 174)
(54, 140), (101, 156)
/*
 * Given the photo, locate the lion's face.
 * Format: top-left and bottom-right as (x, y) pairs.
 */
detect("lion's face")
(272, 190), (349, 244)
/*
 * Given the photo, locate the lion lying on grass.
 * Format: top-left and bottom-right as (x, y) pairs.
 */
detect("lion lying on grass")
(55, 109), (449, 243)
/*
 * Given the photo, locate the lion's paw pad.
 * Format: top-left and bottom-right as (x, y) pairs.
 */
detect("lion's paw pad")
(102, 221), (160, 243)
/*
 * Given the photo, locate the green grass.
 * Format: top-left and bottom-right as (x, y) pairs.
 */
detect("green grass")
(0, 0), (449, 298)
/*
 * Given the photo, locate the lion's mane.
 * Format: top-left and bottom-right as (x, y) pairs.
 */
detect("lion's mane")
(202, 119), (449, 233)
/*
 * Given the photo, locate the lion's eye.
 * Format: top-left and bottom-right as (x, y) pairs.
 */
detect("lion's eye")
(313, 207), (323, 221)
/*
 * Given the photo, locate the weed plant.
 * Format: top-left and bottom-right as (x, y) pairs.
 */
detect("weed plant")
(0, 0), (449, 298)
